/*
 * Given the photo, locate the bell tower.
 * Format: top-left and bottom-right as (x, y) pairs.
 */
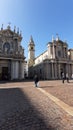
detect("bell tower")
(28, 36), (35, 67)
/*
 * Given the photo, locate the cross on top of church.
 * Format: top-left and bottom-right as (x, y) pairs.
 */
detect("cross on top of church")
(8, 22), (11, 26)
(7, 22), (11, 29)
(56, 33), (59, 41)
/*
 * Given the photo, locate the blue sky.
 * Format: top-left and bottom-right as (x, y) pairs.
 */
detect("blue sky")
(0, 0), (73, 59)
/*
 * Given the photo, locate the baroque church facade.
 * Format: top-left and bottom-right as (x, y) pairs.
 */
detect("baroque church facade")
(0, 24), (25, 80)
(28, 36), (73, 80)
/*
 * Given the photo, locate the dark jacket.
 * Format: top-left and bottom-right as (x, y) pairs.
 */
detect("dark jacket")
(34, 75), (39, 83)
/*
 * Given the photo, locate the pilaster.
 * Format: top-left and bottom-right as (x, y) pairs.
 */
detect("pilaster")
(52, 62), (54, 79)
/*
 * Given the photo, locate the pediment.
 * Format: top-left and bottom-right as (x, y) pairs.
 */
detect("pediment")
(2, 29), (14, 37)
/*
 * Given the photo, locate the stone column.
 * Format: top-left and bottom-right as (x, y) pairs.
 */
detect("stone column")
(48, 63), (51, 79)
(11, 60), (15, 80)
(8, 60), (11, 80)
(52, 62), (54, 79)
(56, 61), (59, 79)
(19, 61), (21, 79)
(19, 61), (24, 79)
(58, 63), (61, 79)
(68, 64), (70, 78)
(66, 64), (68, 73)
(53, 44), (55, 59)
(15, 61), (19, 79)
(21, 62), (24, 79)
(11, 60), (19, 80)
(54, 63), (57, 79)
(46, 63), (49, 80)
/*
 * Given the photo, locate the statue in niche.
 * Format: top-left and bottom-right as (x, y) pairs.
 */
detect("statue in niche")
(3, 42), (10, 54)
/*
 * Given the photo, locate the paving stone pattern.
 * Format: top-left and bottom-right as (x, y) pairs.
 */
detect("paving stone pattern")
(0, 81), (73, 130)
(40, 80), (73, 106)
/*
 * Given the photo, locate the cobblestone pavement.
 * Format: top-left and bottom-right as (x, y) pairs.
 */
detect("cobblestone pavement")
(40, 80), (73, 106)
(0, 80), (73, 130)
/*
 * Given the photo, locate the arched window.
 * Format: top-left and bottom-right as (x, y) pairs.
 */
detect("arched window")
(3, 42), (10, 54)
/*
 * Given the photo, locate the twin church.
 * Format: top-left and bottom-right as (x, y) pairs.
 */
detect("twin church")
(0, 24), (25, 80)
(0, 24), (73, 80)
(28, 36), (73, 80)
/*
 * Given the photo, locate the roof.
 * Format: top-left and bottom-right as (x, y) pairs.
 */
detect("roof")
(35, 50), (47, 59)
(0, 26), (22, 39)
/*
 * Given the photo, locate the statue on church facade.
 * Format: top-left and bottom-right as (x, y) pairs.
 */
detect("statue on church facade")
(0, 24), (25, 80)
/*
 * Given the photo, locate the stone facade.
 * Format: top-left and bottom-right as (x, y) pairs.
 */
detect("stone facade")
(0, 25), (25, 80)
(28, 36), (73, 80)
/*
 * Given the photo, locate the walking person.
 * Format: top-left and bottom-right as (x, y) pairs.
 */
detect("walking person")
(34, 75), (39, 87)
(66, 73), (69, 83)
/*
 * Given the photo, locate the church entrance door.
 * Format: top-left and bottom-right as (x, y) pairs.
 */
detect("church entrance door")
(2, 67), (8, 80)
